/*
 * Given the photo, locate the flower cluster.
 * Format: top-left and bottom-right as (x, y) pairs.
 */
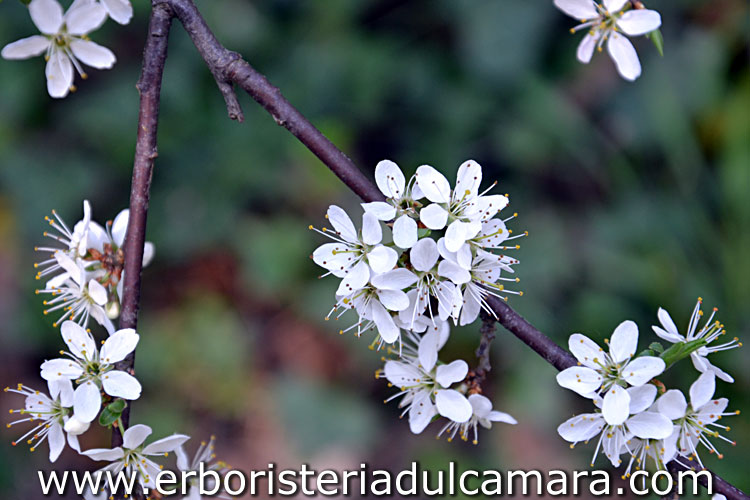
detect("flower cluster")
(557, 300), (740, 475)
(1, 0), (132, 98)
(554, 0), (662, 81)
(312, 160), (521, 441)
(5, 201), (230, 499)
(35, 200), (153, 334)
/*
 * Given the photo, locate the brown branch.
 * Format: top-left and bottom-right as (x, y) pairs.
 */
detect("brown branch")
(111, 1), (745, 499)
(112, 2), (173, 453)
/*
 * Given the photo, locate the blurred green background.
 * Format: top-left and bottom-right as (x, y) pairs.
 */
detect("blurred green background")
(0, 0), (748, 497)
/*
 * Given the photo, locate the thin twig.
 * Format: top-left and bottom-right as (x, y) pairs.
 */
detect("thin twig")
(122, 1), (746, 499)
(113, 2), (173, 451)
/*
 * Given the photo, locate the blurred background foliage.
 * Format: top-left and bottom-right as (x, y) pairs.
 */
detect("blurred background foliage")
(0, 0), (748, 497)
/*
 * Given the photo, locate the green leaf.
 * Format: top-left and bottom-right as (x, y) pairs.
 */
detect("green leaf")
(637, 349), (655, 358)
(659, 338), (705, 369)
(99, 408), (119, 427)
(647, 29), (664, 57)
(107, 399), (127, 413)
(417, 228), (431, 238)
(649, 342), (664, 353)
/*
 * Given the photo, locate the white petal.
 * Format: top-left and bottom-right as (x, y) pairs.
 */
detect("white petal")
(609, 320), (638, 363)
(377, 289), (410, 312)
(142, 434), (190, 455)
(622, 356), (665, 386)
(73, 381), (101, 423)
(142, 242), (155, 267)
(415, 165), (451, 203)
(371, 268), (417, 290)
(392, 215), (418, 249)
(419, 203), (449, 230)
(361, 212), (382, 245)
(81, 447), (125, 461)
(46, 49), (73, 98)
(555, 366), (603, 396)
(435, 360), (468, 388)
(602, 385), (630, 425)
(689, 371), (715, 410)
(29, 0), (64, 34)
(652, 326), (684, 344)
(48, 423), (66, 462)
(626, 411), (673, 439)
(553, 0), (599, 20)
(694, 398), (728, 425)
(627, 384), (657, 414)
(459, 286), (481, 326)
(335, 260), (370, 296)
(384, 360), (421, 387)
(474, 195), (508, 222)
(444, 221), (470, 253)
(100, 0), (133, 25)
(55, 252), (82, 284)
(60, 320), (96, 360)
(370, 300), (400, 343)
(123, 424), (152, 450)
(362, 202), (396, 221)
(64, 1), (107, 35)
(608, 32), (641, 81)
(617, 9), (661, 36)
(312, 243), (352, 274)
(374, 160), (405, 199)
(437, 260), (470, 285)
(366, 245), (397, 273)
(111, 209), (129, 248)
(1, 36), (50, 60)
(453, 160), (482, 201)
(576, 31), (600, 64)
(69, 39), (115, 69)
(410, 238), (438, 272)
(705, 359), (734, 384)
(102, 370), (141, 400)
(435, 389), (472, 423)
(51, 379), (75, 407)
(88, 279), (108, 305)
(41, 358), (84, 380)
(488, 411), (517, 425)
(418, 331), (441, 372)
(656, 307), (680, 336)
(100, 328), (139, 364)
(468, 394), (493, 419)
(63, 415), (90, 436)
(475, 219), (508, 249)
(326, 205), (358, 243)
(568, 333), (605, 369)
(657, 389), (687, 420)
(603, 0), (628, 12)
(557, 413), (604, 442)
(408, 391), (436, 434)
(456, 244), (472, 269)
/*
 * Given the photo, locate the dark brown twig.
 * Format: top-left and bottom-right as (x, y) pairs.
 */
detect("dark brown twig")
(113, 2), (173, 451)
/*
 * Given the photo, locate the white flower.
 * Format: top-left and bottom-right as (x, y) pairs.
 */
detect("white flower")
(40, 321), (141, 423)
(1, 0), (115, 98)
(81, 424), (189, 489)
(98, 0), (133, 25)
(416, 161), (508, 252)
(556, 321), (665, 425)
(554, 0), (662, 81)
(381, 330), (472, 434)
(330, 268), (417, 345)
(362, 160), (424, 249)
(558, 384), (672, 467)
(176, 436), (230, 500)
(437, 393), (516, 444)
(4, 379), (87, 462)
(312, 205), (398, 295)
(621, 426), (679, 481)
(656, 372), (738, 468)
(36, 252), (115, 334)
(653, 298), (740, 383)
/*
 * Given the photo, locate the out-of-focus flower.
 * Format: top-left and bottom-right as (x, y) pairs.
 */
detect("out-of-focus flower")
(653, 299), (740, 383)
(656, 372), (738, 468)
(177, 436), (231, 500)
(5, 379), (87, 462)
(556, 321), (665, 425)
(554, 0), (662, 81)
(40, 321), (141, 423)
(81, 424), (189, 489)
(99, 0), (133, 25)
(437, 393), (516, 444)
(1, 0), (115, 98)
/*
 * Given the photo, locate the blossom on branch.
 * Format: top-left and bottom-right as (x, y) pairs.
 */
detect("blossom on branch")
(554, 0), (662, 81)
(1, 0), (116, 98)
(437, 393), (517, 444)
